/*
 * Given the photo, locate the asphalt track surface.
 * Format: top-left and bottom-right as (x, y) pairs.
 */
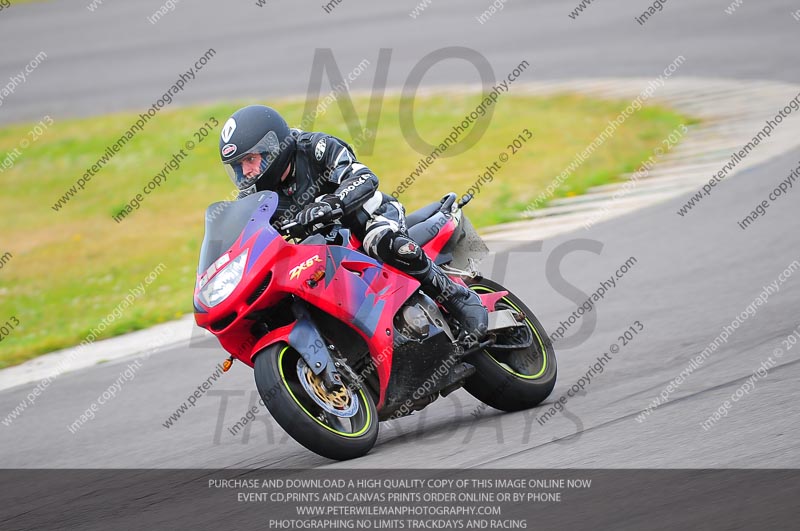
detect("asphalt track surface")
(2, 0), (800, 528)
(3, 0), (800, 125)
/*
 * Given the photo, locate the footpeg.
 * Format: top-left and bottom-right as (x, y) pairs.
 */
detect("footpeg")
(459, 336), (496, 357)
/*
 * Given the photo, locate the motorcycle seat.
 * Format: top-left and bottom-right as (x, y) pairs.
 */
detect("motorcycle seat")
(406, 193), (457, 246)
(406, 193), (456, 227)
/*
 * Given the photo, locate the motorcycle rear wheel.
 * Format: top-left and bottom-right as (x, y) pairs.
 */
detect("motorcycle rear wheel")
(463, 278), (557, 411)
(254, 343), (379, 460)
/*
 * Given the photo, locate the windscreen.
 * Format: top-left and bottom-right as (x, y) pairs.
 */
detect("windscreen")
(197, 191), (278, 273)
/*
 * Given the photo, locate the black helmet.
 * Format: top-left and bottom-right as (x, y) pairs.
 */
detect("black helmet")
(219, 105), (295, 197)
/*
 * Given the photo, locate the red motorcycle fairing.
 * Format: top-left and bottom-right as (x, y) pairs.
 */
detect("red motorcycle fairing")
(195, 192), (447, 409)
(421, 216), (457, 264)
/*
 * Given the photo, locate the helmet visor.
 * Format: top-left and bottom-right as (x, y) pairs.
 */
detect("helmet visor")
(223, 130), (282, 192)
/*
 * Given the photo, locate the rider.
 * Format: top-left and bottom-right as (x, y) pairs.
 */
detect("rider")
(219, 104), (488, 333)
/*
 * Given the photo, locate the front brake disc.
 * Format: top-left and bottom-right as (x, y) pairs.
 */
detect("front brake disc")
(296, 359), (359, 418)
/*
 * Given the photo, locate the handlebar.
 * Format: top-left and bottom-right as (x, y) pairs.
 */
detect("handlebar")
(280, 220), (300, 231)
(280, 208), (344, 235)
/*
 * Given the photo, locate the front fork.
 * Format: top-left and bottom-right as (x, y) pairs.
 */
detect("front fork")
(286, 299), (343, 389)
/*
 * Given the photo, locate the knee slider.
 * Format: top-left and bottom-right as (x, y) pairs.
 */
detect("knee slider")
(377, 233), (425, 269)
(391, 234), (424, 261)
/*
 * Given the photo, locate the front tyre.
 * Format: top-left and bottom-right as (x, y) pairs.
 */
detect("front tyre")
(463, 278), (557, 411)
(254, 343), (378, 460)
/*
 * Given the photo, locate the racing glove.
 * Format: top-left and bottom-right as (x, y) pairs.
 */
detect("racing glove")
(296, 195), (343, 227)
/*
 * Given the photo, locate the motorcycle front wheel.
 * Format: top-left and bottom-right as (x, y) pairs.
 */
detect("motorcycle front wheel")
(254, 343), (378, 460)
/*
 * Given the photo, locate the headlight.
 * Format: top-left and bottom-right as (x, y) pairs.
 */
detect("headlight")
(198, 251), (248, 307)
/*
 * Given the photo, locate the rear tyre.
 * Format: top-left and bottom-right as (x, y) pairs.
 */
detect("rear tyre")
(463, 278), (557, 411)
(254, 343), (378, 460)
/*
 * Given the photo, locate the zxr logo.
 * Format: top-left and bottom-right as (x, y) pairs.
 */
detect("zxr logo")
(289, 255), (322, 280)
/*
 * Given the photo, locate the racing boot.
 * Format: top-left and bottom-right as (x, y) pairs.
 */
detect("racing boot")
(417, 260), (488, 337)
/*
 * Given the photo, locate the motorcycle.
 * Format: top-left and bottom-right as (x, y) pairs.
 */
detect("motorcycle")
(194, 191), (556, 460)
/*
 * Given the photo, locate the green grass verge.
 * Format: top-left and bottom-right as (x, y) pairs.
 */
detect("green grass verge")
(0, 91), (693, 367)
